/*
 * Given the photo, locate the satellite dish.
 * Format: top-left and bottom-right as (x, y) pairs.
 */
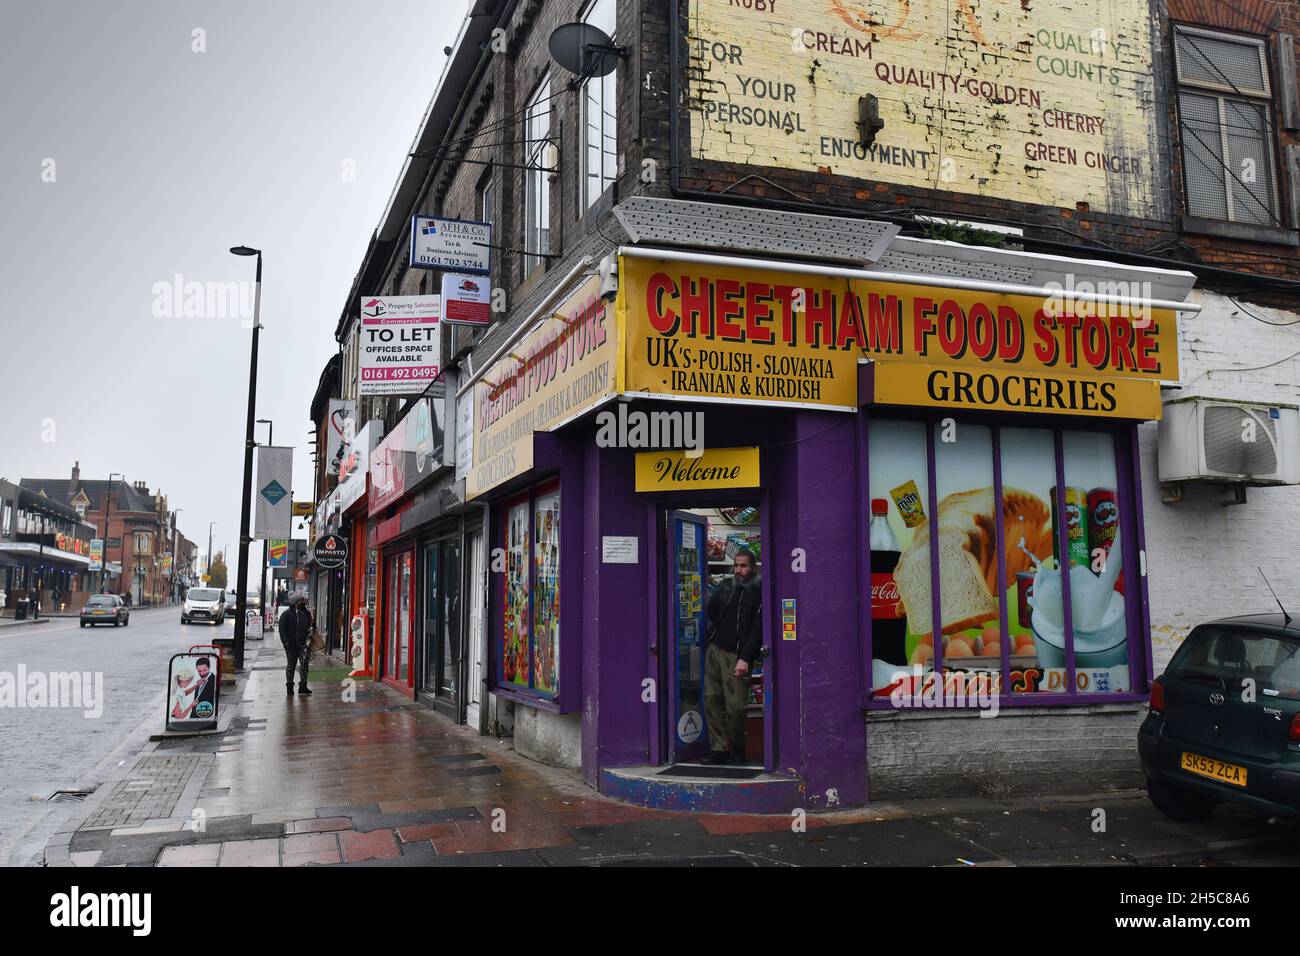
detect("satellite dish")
(549, 22), (621, 78)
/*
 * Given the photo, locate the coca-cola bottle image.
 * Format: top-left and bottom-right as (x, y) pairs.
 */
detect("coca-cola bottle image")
(870, 498), (907, 666)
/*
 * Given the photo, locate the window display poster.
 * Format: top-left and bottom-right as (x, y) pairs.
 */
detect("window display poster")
(868, 420), (1130, 699)
(532, 490), (560, 695)
(503, 501), (530, 688)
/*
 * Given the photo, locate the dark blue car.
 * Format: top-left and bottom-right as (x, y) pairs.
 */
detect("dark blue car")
(1140, 614), (1300, 822)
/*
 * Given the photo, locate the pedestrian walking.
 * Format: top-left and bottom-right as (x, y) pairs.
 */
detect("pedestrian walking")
(277, 593), (315, 697)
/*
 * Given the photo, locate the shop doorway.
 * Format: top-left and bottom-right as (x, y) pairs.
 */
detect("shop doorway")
(464, 527), (485, 729)
(420, 535), (461, 718)
(383, 550), (414, 688)
(661, 505), (767, 771)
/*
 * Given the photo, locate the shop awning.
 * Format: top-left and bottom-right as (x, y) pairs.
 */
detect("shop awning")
(0, 543), (92, 567)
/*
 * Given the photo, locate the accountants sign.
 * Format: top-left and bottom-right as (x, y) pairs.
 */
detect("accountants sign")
(688, 0), (1162, 218)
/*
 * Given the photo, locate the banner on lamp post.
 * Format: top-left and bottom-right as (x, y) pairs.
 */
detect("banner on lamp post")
(253, 446), (294, 540)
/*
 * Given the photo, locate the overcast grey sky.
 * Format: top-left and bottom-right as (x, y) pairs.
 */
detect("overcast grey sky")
(0, 0), (468, 580)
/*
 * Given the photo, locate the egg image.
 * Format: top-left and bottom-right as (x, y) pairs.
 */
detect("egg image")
(1016, 635), (1037, 655)
(946, 638), (974, 658)
(910, 644), (934, 666)
(982, 641), (1002, 658)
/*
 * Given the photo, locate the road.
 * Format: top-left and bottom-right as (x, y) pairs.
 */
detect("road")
(0, 606), (238, 866)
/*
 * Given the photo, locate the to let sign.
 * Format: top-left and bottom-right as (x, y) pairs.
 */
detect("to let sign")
(358, 295), (441, 396)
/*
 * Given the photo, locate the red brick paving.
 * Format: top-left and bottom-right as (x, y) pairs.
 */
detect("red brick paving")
(396, 822), (459, 843)
(340, 828), (401, 862)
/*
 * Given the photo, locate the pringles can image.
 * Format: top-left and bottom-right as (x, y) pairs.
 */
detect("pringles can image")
(1088, 487), (1123, 590)
(1051, 485), (1089, 568)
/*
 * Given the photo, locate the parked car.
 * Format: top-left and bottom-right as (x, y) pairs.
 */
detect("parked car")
(1140, 613), (1300, 822)
(223, 589), (240, 621)
(81, 594), (129, 628)
(182, 587), (226, 625)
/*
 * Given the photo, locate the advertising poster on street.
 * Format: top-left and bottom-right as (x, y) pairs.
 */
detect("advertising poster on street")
(441, 272), (492, 326)
(358, 295), (441, 396)
(267, 539), (288, 568)
(253, 446), (293, 539)
(167, 653), (220, 730)
(89, 539), (103, 572)
(245, 608), (263, 639)
(409, 216), (491, 273)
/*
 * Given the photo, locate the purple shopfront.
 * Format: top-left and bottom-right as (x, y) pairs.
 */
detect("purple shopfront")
(464, 252), (1187, 812)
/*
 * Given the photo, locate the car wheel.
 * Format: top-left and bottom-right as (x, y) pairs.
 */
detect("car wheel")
(80, 621), (86, 628)
(1148, 777), (1217, 823)
(113, 620), (120, 627)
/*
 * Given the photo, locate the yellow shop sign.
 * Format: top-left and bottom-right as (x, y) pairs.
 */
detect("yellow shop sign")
(872, 361), (1164, 420)
(635, 446), (760, 492)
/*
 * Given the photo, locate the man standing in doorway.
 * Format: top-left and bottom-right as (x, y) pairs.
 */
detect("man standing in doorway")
(703, 548), (762, 765)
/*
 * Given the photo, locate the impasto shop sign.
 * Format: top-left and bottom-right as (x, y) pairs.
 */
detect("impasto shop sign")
(687, 0), (1161, 219)
(620, 256), (1177, 419)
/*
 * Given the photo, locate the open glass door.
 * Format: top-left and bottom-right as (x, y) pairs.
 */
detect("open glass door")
(666, 511), (710, 763)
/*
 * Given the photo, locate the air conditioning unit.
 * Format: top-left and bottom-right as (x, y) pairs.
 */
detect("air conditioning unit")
(1158, 397), (1300, 485)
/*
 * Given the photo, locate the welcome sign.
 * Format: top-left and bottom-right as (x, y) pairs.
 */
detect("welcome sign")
(635, 446), (761, 492)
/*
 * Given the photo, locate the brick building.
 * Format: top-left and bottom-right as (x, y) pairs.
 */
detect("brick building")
(312, 0), (1300, 809)
(23, 465), (175, 606)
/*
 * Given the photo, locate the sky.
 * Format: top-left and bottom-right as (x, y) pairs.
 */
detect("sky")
(0, 0), (470, 583)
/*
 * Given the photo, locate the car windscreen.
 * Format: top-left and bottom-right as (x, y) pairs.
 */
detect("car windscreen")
(1167, 626), (1300, 701)
(188, 588), (220, 601)
(86, 596), (114, 607)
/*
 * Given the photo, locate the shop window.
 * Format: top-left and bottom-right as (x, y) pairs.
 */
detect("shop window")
(580, 0), (618, 211)
(500, 482), (560, 699)
(1174, 26), (1281, 226)
(868, 417), (1139, 705)
(523, 77), (552, 277)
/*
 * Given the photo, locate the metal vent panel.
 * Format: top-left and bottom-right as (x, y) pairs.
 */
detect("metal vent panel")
(1203, 404), (1279, 476)
(876, 249), (1029, 284)
(613, 197), (899, 265)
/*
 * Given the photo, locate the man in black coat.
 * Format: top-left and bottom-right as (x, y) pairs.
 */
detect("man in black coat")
(278, 593), (315, 697)
(703, 548), (763, 764)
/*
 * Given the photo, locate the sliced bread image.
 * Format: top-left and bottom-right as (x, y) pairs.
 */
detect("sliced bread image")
(892, 487), (1052, 638)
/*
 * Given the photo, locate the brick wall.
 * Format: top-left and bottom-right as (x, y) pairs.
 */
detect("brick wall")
(868, 705), (1147, 798)
(1139, 288), (1300, 674)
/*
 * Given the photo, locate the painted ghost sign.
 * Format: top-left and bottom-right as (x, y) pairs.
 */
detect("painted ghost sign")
(687, 0), (1163, 218)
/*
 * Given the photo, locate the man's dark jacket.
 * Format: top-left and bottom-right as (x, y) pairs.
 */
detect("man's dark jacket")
(706, 575), (763, 665)
(278, 605), (313, 649)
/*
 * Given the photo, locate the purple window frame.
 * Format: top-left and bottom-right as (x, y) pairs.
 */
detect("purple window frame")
(863, 413), (1151, 709)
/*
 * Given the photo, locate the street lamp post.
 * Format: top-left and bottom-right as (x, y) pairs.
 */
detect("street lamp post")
(207, 521), (216, 582)
(171, 509), (183, 605)
(99, 473), (123, 593)
(257, 418), (273, 625)
(230, 245), (262, 670)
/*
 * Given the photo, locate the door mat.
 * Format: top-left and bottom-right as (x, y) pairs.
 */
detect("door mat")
(656, 764), (764, 780)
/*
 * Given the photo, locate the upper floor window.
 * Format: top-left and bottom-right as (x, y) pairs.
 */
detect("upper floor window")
(523, 77), (552, 276)
(1174, 26), (1281, 227)
(581, 0), (618, 211)
(478, 173), (494, 229)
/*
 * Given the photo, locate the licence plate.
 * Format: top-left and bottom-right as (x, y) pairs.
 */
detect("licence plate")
(94, 610), (108, 615)
(1181, 751), (1248, 788)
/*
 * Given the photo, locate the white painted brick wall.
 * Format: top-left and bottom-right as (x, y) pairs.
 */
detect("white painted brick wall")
(1140, 289), (1300, 674)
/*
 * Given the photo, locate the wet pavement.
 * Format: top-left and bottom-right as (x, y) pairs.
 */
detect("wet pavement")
(39, 637), (1300, 867)
(0, 606), (204, 866)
